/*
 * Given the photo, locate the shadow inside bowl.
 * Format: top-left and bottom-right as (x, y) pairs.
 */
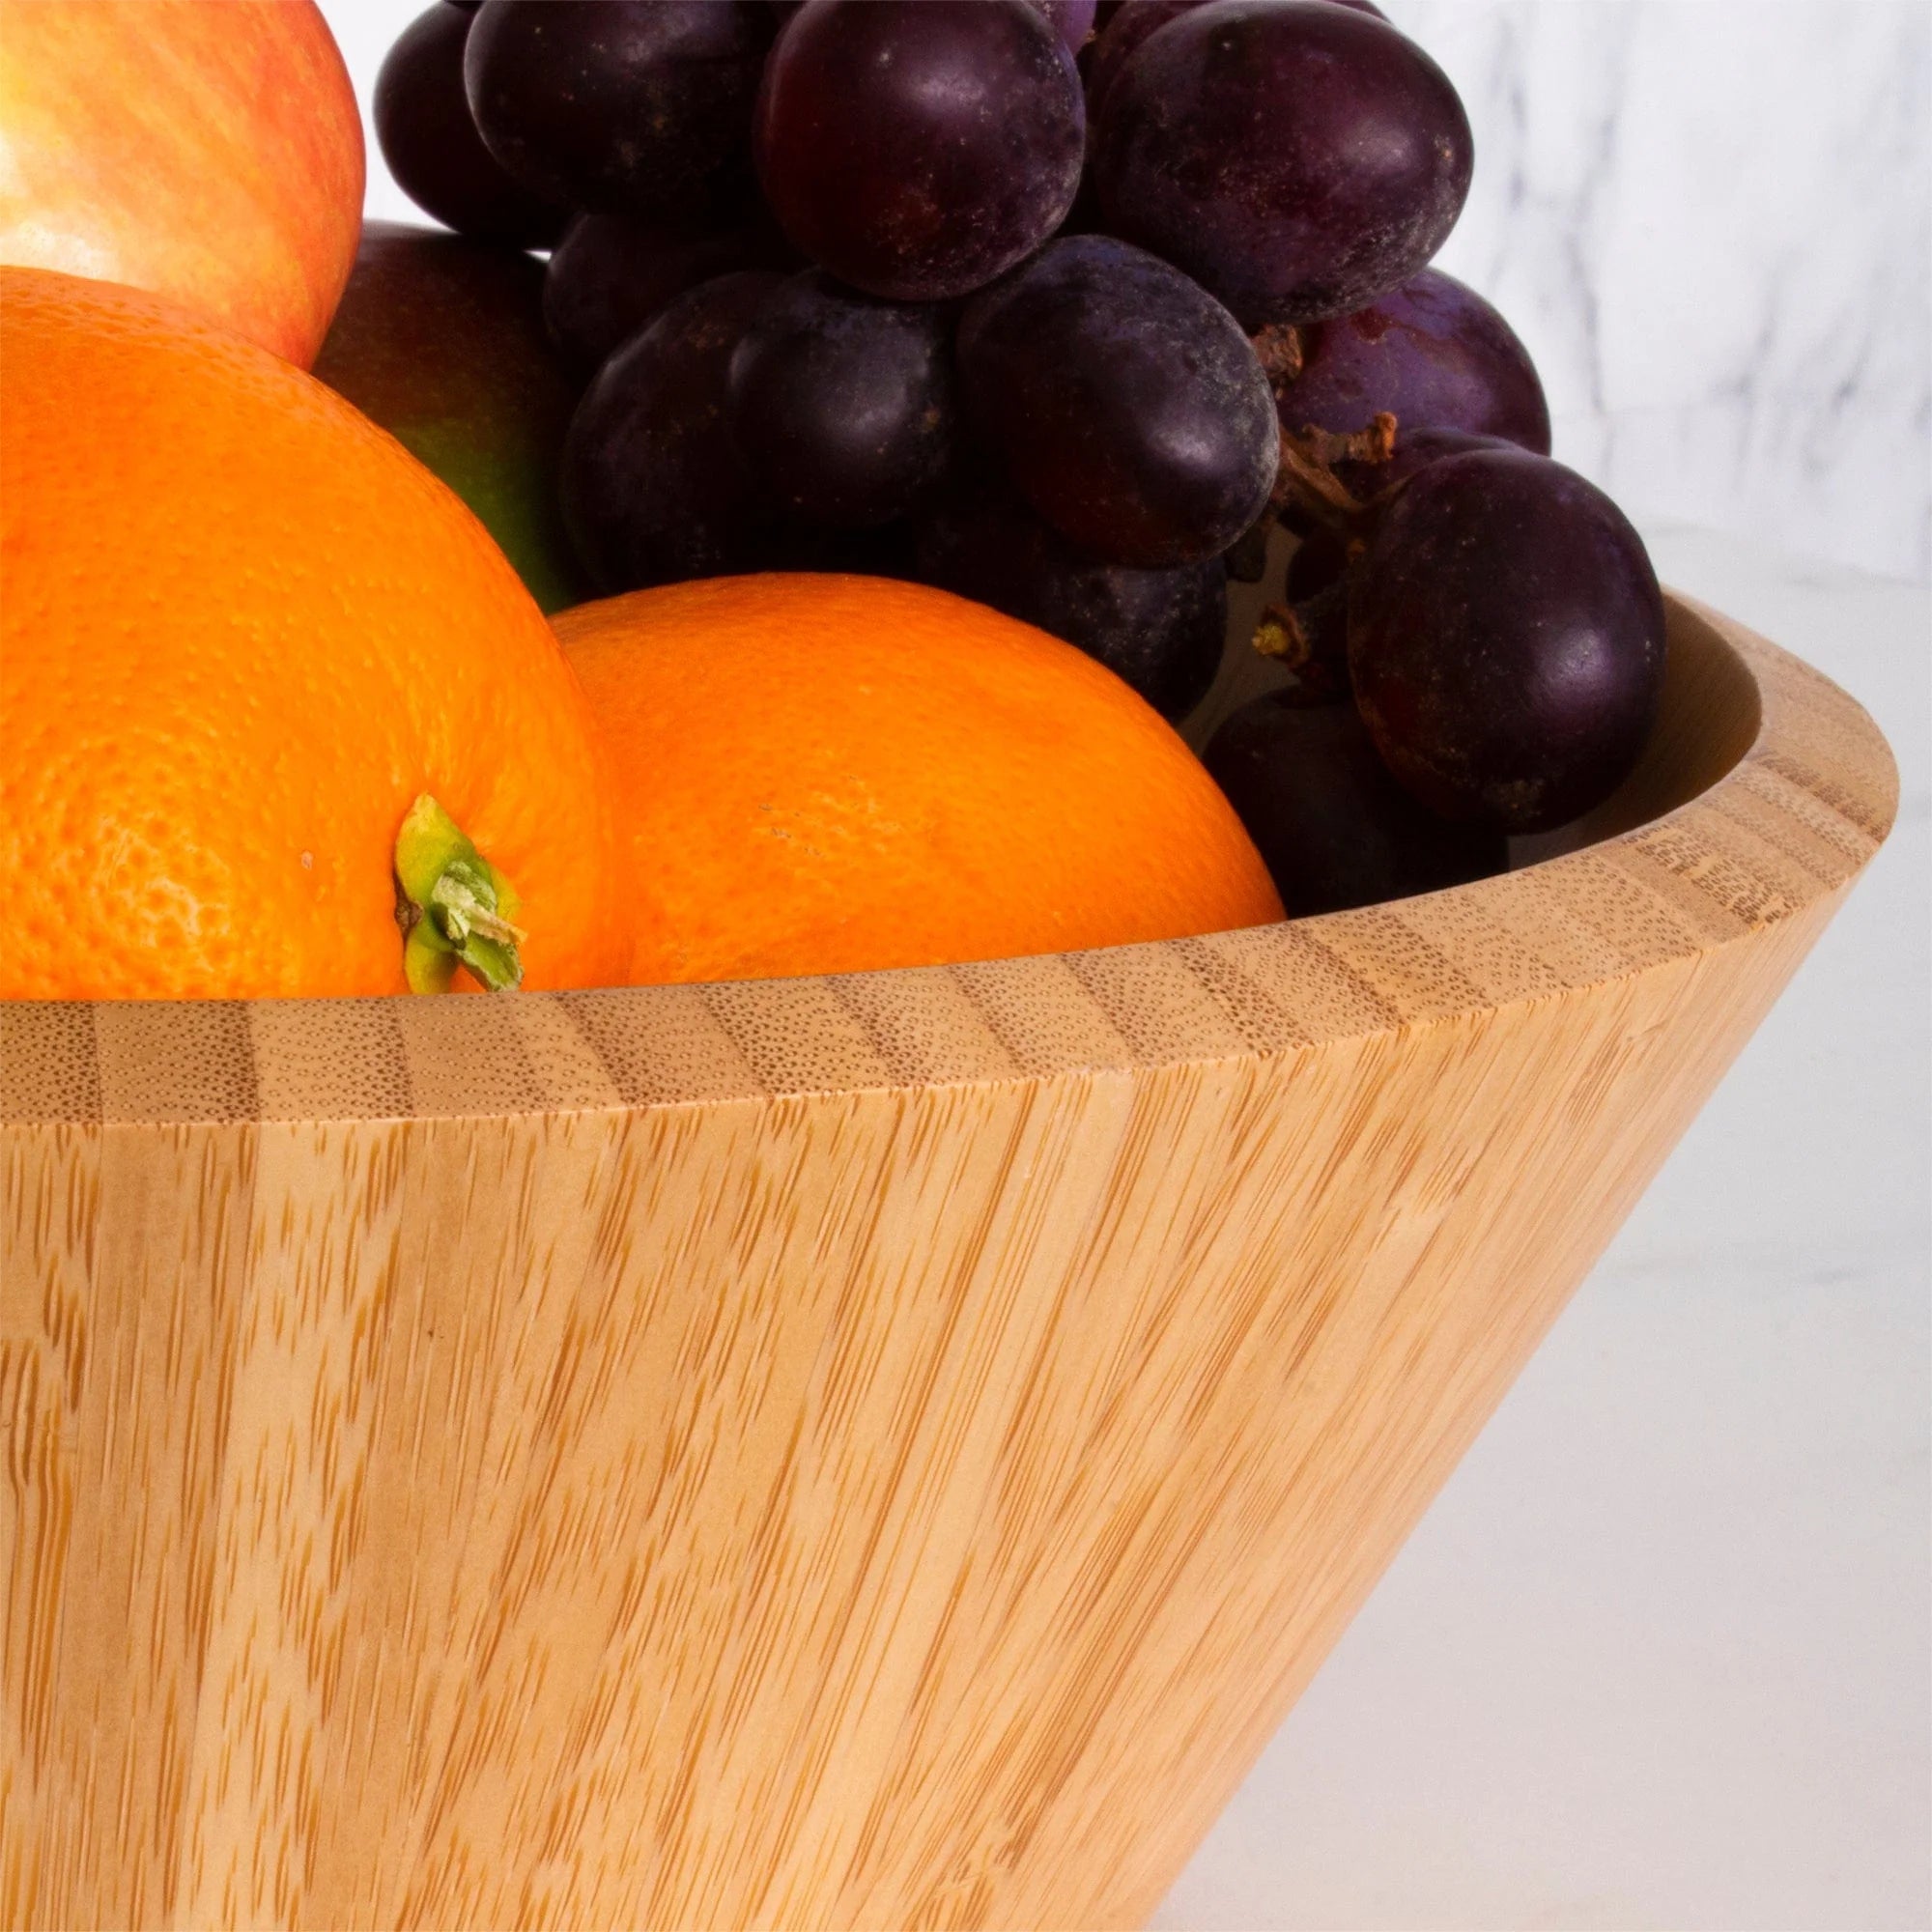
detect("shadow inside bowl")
(1182, 534), (1765, 881)
(1507, 593), (1764, 868)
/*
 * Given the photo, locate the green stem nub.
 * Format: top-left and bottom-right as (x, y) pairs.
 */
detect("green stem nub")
(393, 794), (526, 994)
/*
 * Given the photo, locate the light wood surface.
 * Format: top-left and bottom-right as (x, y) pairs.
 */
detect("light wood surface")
(0, 595), (1897, 1931)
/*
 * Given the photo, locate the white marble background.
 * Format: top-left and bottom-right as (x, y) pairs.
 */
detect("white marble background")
(1380, 0), (1932, 586)
(327, 0), (1932, 582)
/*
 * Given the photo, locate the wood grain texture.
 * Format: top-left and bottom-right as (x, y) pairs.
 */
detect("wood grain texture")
(0, 596), (1897, 1931)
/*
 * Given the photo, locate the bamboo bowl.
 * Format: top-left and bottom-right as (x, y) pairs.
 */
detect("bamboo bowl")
(0, 592), (1897, 1932)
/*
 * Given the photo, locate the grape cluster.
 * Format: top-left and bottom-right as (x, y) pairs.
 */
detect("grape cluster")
(378, 0), (1668, 913)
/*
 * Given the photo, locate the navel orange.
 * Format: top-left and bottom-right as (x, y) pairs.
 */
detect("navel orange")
(0, 268), (626, 1001)
(552, 574), (1283, 985)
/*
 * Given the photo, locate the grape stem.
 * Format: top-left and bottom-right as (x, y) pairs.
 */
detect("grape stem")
(1251, 596), (1353, 704)
(1252, 601), (1308, 662)
(1269, 412), (1399, 525)
(1252, 323), (1305, 389)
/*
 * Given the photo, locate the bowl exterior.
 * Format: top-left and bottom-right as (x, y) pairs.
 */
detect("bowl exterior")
(0, 604), (1897, 1930)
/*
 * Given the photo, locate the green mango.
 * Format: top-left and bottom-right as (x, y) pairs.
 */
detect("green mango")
(313, 221), (588, 614)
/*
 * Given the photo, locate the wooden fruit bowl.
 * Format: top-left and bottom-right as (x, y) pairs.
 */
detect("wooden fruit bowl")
(0, 593), (1895, 1931)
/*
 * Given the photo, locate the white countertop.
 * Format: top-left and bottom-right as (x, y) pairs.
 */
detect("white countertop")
(1154, 526), (1931, 1932)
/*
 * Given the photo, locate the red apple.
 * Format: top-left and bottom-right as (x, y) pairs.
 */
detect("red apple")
(0, 0), (364, 367)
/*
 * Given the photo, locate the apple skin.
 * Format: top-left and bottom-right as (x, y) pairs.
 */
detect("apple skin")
(0, 0), (362, 367)
(313, 222), (590, 615)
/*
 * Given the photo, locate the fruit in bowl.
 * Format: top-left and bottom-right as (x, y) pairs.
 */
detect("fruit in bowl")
(0, 0), (1687, 996)
(0, 270), (623, 1001)
(0, 0), (363, 365)
(394, 0), (1657, 926)
(554, 574), (1282, 985)
(374, 1), (569, 249)
(0, 4), (1902, 1927)
(0, 585), (1898, 1932)
(311, 221), (589, 614)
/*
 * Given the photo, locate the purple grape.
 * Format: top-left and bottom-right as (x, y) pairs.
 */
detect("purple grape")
(956, 235), (1276, 567)
(559, 270), (784, 591)
(726, 272), (956, 528)
(1085, 1), (1201, 123)
(1349, 449), (1666, 832)
(465, 1), (775, 221)
(1204, 695), (1505, 916)
(1027, 0), (1100, 52)
(544, 212), (796, 375)
(1093, 0), (1472, 327)
(753, 0), (1085, 301)
(1269, 428), (1515, 668)
(375, 6), (568, 248)
(1273, 269), (1550, 454)
(745, 517), (921, 579)
(1087, 0), (1386, 130)
(916, 488), (1226, 720)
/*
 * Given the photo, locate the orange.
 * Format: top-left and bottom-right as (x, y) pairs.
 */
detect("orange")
(553, 575), (1283, 985)
(0, 268), (626, 1002)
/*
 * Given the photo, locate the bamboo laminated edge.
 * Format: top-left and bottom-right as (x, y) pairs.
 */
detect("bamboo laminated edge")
(0, 593), (1901, 1932)
(0, 596), (1896, 1128)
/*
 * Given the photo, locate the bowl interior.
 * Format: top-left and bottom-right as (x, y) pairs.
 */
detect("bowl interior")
(1506, 595), (1762, 866)
(1185, 530), (1763, 872)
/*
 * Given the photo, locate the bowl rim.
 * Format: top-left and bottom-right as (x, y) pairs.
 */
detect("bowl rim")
(0, 592), (1899, 1129)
